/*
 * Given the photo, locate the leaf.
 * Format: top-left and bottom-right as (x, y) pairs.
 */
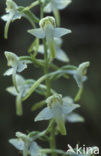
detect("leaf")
(54, 28), (71, 38)
(35, 107), (53, 121)
(67, 113), (84, 123)
(28, 28), (45, 39)
(9, 138), (24, 151)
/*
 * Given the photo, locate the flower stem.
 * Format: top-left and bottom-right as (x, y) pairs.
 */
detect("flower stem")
(40, 149), (68, 155)
(23, 1), (40, 11)
(43, 38), (51, 97)
(49, 122), (57, 156)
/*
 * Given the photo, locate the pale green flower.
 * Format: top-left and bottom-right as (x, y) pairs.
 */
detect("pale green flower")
(35, 38), (69, 62)
(43, 0), (72, 13)
(1, 0), (22, 38)
(4, 51), (29, 76)
(28, 16), (71, 61)
(35, 94), (80, 135)
(66, 62), (90, 88)
(9, 132), (43, 156)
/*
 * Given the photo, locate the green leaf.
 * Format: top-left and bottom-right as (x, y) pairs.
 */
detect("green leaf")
(54, 28), (71, 38)
(35, 107), (53, 121)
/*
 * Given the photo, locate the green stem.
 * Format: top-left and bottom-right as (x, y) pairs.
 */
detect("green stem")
(22, 69), (73, 101)
(40, 149), (68, 155)
(23, 1), (40, 11)
(53, 9), (60, 27)
(74, 86), (83, 102)
(49, 122), (57, 156)
(43, 38), (51, 97)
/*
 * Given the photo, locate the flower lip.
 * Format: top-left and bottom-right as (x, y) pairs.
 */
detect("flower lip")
(39, 16), (56, 30)
(46, 94), (63, 108)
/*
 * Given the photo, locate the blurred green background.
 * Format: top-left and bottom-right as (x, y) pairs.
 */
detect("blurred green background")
(0, 0), (101, 155)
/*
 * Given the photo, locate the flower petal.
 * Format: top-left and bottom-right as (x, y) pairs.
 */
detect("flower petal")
(66, 113), (84, 123)
(56, 0), (72, 10)
(28, 28), (45, 39)
(62, 97), (80, 115)
(44, 2), (52, 13)
(17, 61), (27, 72)
(45, 24), (56, 60)
(35, 107), (53, 121)
(54, 28), (71, 38)
(29, 141), (40, 156)
(5, 51), (18, 67)
(50, 104), (66, 135)
(9, 138), (24, 151)
(4, 68), (14, 76)
(6, 86), (18, 96)
(56, 48), (69, 62)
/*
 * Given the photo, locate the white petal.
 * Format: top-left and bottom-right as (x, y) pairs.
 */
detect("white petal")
(5, 51), (18, 67)
(9, 138), (24, 151)
(35, 107), (53, 121)
(29, 142), (40, 156)
(56, 48), (69, 62)
(54, 28), (71, 38)
(28, 28), (45, 39)
(62, 96), (80, 115)
(17, 61), (27, 72)
(4, 68), (14, 76)
(6, 86), (18, 96)
(44, 2), (52, 13)
(56, 0), (72, 10)
(67, 113), (84, 123)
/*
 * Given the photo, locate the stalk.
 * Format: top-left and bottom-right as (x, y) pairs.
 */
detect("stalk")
(41, 5), (57, 156)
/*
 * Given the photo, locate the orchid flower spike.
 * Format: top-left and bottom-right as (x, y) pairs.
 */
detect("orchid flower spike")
(1, 0), (22, 38)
